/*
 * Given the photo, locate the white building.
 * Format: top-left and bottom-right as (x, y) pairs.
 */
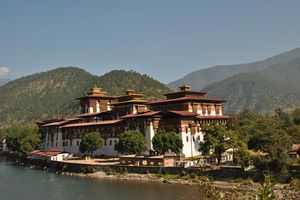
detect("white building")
(38, 84), (229, 158)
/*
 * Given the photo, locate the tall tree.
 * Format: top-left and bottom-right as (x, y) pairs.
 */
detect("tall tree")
(4, 125), (40, 157)
(115, 130), (147, 155)
(152, 130), (183, 155)
(248, 116), (292, 173)
(292, 108), (300, 125)
(79, 132), (104, 158)
(248, 116), (292, 158)
(236, 109), (260, 143)
(199, 125), (239, 165)
(275, 108), (294, 128)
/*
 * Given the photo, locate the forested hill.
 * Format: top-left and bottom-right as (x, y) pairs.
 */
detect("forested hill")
(168, 47), (300, 90)
(203, 58), (300, 114)
(0, 78), (10, 87)
(95, 70), (171, 101)
(0, 67), (171, 123)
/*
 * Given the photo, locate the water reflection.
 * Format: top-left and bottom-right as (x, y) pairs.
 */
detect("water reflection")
(0, 160), (202, 200)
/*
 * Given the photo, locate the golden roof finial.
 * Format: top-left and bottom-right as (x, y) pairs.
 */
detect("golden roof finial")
(87, 85), (106, 96)
(179, 83), (191, 91)
(125, 89), (134, 95)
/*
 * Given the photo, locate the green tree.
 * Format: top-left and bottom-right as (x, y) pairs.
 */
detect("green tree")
(79, 132), (104, 158)
(275, 108), (294, 128)
(4, 125), (40, 157)
(233, 148), (250, 169)
(236, 109), (260, 143)
(287, 125), (300, 144)
(292, 108), (300, 125)
(199, 125), (239, 165)
(248, 116), (291, 156)
(115, 130), (147, 155)
(152, 130), (183, 155)
(248, 116), (292, 173)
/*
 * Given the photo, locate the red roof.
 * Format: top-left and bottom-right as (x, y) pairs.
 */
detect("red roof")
(42, 118), (79, 127)
(121, 111), (161, 119)
(77, 112), (101, 117)
(164, 90), (206, 96)
(31, 151), (46, 156)
(31, 149), (66, 157)
(290, 144), (300, 152)
(148, 97), (226, 105)
(31, 150), (42, 154)
(44, 152), (60, 156)
(196, 115), (230, 119)
(168, 110), (198, 116)
(61, 119), (122, 128)
(76, 95), (116, 99)
(50, 148), (64, 152)
(76, 110), (111, 118)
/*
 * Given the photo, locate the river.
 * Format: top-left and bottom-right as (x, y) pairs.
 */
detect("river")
(0, 160), (203, 200)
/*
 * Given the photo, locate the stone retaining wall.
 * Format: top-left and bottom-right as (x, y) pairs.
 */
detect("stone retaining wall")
(12, 156), (300, 183)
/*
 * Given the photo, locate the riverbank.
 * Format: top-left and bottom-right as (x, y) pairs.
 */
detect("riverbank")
(0, 160), (203, 200)
(61, 171), (300, 200)
(2, 154), (300, 199)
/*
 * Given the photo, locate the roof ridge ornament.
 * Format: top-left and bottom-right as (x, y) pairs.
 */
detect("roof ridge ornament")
(87, 85), (107, 96)
(125, 89), (135, 95)
(179, 83), (191, 91)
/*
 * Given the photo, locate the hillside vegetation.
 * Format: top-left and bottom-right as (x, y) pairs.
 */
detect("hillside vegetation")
(0, 67), (171, 123)
(168, 47), (300, 90)
(203, 58), (300, 114)
(95, 70), (170, 101)
(0, 78), (9, 87)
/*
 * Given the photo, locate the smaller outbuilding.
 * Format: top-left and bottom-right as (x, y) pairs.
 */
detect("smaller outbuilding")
(31, 149), (69, 161)
(119, 155), (181, 167)
(289, 144), (300, 159)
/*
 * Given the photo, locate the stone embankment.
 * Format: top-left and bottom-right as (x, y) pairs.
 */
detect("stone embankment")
(62, 171), (300, 200)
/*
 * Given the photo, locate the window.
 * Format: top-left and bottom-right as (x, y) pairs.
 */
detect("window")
(77, 141), (80, 146)
(66, 141), (68, 146)
(104, 140), (107, 146)
(109, 140), (112, 146)
(186, 136), (189, 142)
(70, 141), (72, 146)
(207, 105), (211, 115)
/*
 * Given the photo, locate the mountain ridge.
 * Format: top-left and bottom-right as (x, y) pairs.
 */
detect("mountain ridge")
(0, 67), (171, 123)
(0, 78), (10, 87)
(203, 57), (300, 114)
(168, 47), (300, 90)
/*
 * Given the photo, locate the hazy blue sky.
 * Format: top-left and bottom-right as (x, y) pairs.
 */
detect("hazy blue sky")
(0, 0), (300, 83)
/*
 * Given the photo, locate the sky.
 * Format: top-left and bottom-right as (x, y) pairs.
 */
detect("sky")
(0, 0), (300, 83)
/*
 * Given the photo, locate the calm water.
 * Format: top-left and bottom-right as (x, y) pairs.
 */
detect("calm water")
(0, 160), (203, 200)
